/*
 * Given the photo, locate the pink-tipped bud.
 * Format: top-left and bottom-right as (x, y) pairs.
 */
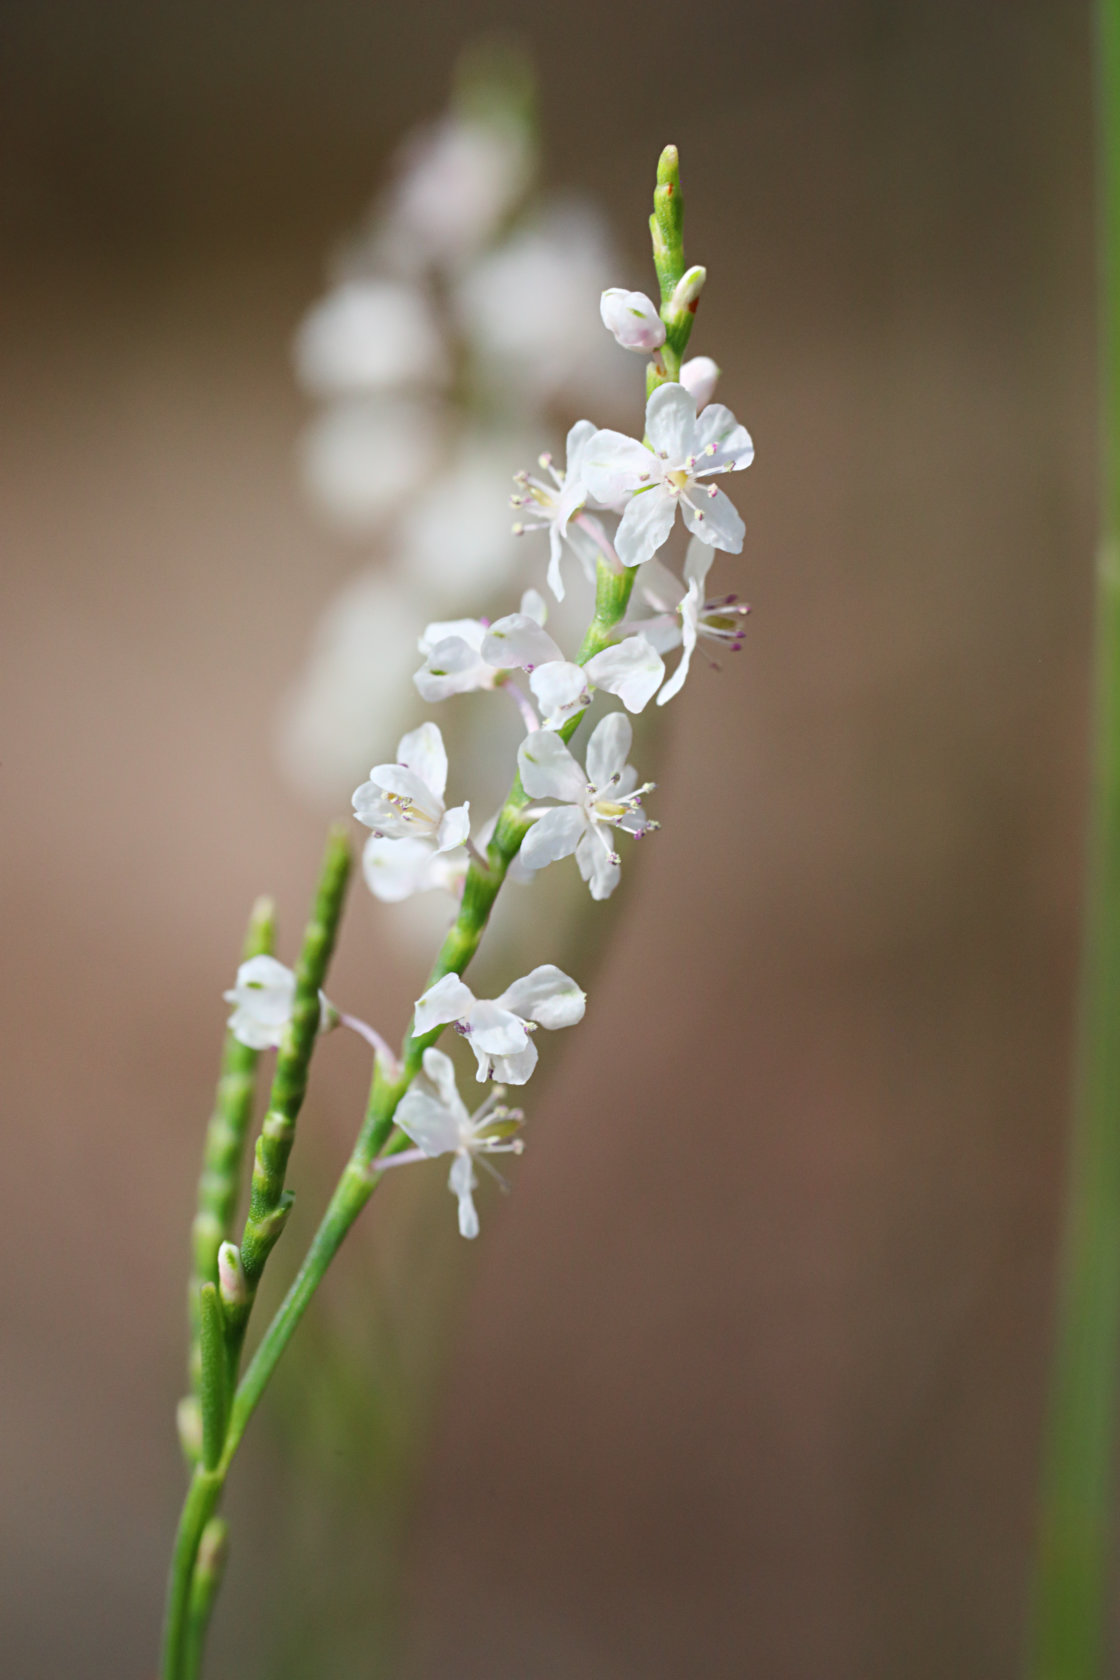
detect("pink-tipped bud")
(599, 288), (667, 353)
(217, 1241), (249, 1309)
(680, 355), (721, 409)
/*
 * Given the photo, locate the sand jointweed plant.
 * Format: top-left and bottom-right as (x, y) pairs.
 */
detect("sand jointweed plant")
(159, 143), (754, 1679)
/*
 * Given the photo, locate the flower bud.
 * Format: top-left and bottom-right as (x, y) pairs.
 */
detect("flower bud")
(599, 288), (667, 353)
(668, 265), (707, 317)
(177, 1395), (203, 1461)
(680, 355), (721, 409)
(217, 1240), (249, 1309)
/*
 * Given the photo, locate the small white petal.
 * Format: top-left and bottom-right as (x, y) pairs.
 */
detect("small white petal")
(482, 614), (563, 671)
(519, 805), (587, 871)
(414, 973), (477, 1036)
(693, 403), (755, 472)
(599, 287), (666, 353)
(363, 835), (458, 902)
(421, 1046), (463, 1115)
(520, 588), (548, 626)
(586, 711), (633, 791)
(576, 828), (621, 900)
(435, 802), (471, 853)
(614, 486), (677, 568)
(294, 280), (446, 395)
(644, 382), (697, 461)
(682, 535), (717, 589)
(518, 730), (588, 803)
(681, 485), (745, 554)
(414, 634), (494, 702)
(467, 1000), (531, 1057)
(584, 635), (665, 713)
(679, 355), (721, 409)
(490, 1041), (539, 1085)
(449, 1152), (480, 1239)
(496, 964), (586, 1030)
(529, 661), (590, 730)
(583, 429), (656, 509)
(396, 721), (448, 802)
(395, 1088), (462, 1157)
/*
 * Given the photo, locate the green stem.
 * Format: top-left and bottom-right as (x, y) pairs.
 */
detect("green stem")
(182, 1519), (228, 1680)
(186, 896), (274, 1408)
(1029, 5), (1120, 1675)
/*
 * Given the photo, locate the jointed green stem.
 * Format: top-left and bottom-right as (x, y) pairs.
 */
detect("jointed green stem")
(1029, 4), (1120, 1675)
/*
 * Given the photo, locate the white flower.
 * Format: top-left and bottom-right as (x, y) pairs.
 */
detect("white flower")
(481, 612), (664, 728)
(414, 589), (547, 702)
(599, 288), (666, 353)
(510, 421), (605, 601)
(413, 964), (585, 1083)
(223, 955), (334, 1051)
(628, 539), (750, 705)
(584, 383), (754, 568)
(395, 1048), (525, 1238)
(679, 355), (720, 409)
(352, 722), (470, 852)
(362, 835), (469, 904)
(298, 396), (444, 533)
(517, 712), (657, 900)
(294, 280), (447, 396)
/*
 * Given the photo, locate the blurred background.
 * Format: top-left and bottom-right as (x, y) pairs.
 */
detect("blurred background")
(0, 1), (1100, 1676)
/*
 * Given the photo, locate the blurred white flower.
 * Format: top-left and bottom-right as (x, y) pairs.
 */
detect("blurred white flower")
(294, 280), (447, 396)
(380, 114), (533, 270)
(413, 963), (585, 1083)
(585, 383), (754, 568)
(518, 712), (657, 899)
(599, 288), (666, 353)
(455, 203), (627, 406)
(299, 397), (445, 532)
(394, 1047), (525, 1238)
(353, 721), (470, 853)
(394, 435), (527, 602)
(224, 955), (334, 1050)
(276, 570), (422, 803)
(362, 835), (469, 903)
(679, 355), (720, 409)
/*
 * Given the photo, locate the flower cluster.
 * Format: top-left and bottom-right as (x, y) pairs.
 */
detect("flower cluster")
(230, 145), (753, 1238)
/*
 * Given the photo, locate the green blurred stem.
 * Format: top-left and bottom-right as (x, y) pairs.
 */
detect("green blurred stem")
(1030, 4), (1120, 1675)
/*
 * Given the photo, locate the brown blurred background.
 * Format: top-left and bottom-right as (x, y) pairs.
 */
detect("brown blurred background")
(0, 2), (1100, 1676)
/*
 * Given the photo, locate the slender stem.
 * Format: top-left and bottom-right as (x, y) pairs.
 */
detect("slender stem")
(1029, 5), (1120, 1675)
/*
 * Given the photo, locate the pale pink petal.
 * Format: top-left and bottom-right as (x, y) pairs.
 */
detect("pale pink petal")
(679, 356), (720, 409)
(583, 429), (655, 508)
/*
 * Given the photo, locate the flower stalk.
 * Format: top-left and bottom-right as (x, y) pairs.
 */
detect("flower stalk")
(1030, 3), (1120, 1674)
(159, 140), (744, 1680)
